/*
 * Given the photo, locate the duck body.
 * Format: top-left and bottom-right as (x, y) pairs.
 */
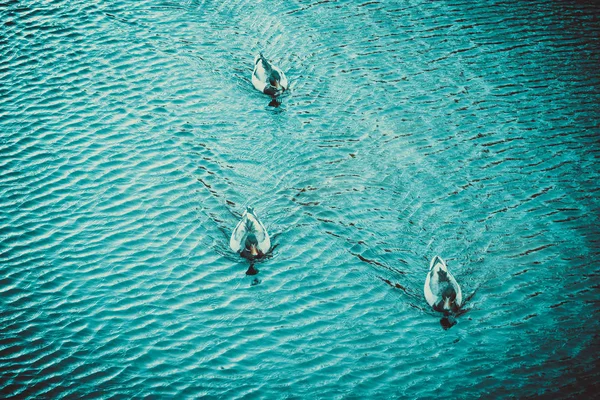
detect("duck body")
(230, 207), (270, 260)
(252, 54), (288, 97)
(424, 256), (462, 315)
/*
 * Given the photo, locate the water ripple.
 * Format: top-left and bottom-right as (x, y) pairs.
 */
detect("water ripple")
(1, 0), (599, 398)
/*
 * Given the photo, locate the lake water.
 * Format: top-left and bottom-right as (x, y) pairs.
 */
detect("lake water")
(1, 0), (599, 398)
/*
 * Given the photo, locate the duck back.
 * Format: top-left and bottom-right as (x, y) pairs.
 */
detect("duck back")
(230, 208), (271, 254)
(424, 256), (463, 313)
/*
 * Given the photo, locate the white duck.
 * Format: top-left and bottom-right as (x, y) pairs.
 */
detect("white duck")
(424, 256), (463, 315)
(252, 53), (288, 97)
(230, 207), (270, 260)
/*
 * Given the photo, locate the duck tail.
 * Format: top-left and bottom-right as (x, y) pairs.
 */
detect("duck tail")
(254, 53), (264, 65)
(257, 53), (272, 71)
(246, 206), (255, 215)
(430, 256), (445, 270)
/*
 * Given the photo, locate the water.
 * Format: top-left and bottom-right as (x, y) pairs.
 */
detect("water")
(1, 0), (599, 398)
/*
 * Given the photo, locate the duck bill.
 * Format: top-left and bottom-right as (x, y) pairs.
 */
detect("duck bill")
(250, 244), (258, 257)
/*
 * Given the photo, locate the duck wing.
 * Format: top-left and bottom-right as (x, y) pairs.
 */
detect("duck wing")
(230, 210), (250, 253)
(252, 58), (268, 92)
(272, 65), (288, 90)
(424, 256), (447, 307)
(447, 270), (463, 307)
(424, 267), (439, 308)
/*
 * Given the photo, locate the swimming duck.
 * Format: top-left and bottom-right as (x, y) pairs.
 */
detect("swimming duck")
(252, 53), (288, 97)
(230, 207), (271, 260)
(424, 256), (463, 315)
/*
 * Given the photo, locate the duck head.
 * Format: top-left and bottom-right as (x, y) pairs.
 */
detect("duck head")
(244, 233), (259, 258)
(440, 315), (457, 330)
(262, 69), (284, 101)
(435, 286), (460, 315)
(263, 81), (282, 98)
(269, 77), (280, 90)
(269, 70), (284, 92)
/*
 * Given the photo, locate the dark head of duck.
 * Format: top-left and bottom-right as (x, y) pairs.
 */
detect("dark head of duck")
(434, 286), (461, 329)
(241, 233), (263, 260)
(264, 71), (284, 100)
(440, 314), (457, 330)
(433, 286), (460, 316)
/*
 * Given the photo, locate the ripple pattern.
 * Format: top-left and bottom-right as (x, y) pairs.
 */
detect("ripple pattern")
(1, 0), (599, 398)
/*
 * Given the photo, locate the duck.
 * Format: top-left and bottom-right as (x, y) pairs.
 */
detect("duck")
(230, 207), (271, 260)
(424, 256), (463, 315)
(252, 53), (288, 97)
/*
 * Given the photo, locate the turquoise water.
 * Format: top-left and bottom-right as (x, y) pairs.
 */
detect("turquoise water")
(1, 0), (599, 398)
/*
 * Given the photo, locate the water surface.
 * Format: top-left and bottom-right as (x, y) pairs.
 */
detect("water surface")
(1, 0), (599, 398)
